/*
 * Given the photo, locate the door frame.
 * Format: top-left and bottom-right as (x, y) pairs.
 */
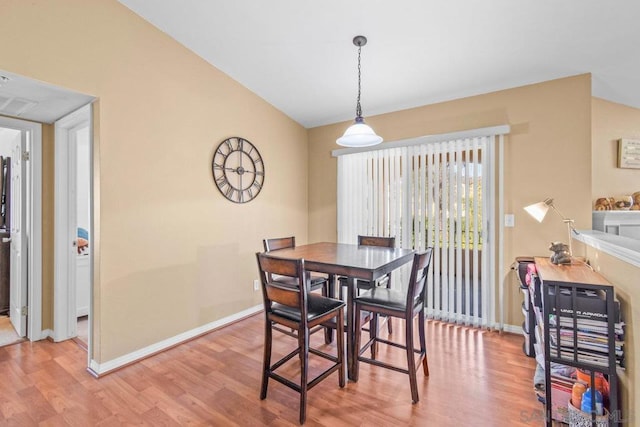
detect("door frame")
(53, 104), (92, 343)
(0, 115), (42, 341)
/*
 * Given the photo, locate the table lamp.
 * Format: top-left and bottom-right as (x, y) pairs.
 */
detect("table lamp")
(524, 198), (577, 256)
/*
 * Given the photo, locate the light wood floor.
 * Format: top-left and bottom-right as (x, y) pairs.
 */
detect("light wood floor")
(0, 315), (23, 347)
(0, 314), (542, 426)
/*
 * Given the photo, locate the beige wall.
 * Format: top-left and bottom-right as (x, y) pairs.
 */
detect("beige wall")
(0, 0), (309, 362)
(309, 74), (593, 327)
(41, 124), (54, 330)
(589, 98), (640, 423)
(592, 97), (640, 203)
(582, 248), (638, 422)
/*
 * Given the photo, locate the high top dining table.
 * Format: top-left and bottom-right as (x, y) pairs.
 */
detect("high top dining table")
(265, 242), (415, 381)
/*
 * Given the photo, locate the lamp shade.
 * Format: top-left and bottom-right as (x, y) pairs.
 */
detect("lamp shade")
(524, 199), (551, 223)
(336, 117), (383, 147)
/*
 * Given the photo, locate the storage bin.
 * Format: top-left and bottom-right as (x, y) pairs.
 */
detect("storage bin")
(522, 331), (532, 356)
(521, 286), (530, 309)
(522, 320), (529, 335)
(568, 401), (609, 427)
(522, 301), (529, 326)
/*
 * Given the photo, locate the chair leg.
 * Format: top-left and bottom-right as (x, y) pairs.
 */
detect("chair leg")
(385, 276), (393, 335)
(336, 308), (345, 388)
(324, 280), (334, 344)
(370, 313), (378, 359)
(299, 326), (309, 424)
(405, 316), (419, 403)
(260, 320), (273, 400)
(418, 310), (429, 376)
(354, 304), (362, 382)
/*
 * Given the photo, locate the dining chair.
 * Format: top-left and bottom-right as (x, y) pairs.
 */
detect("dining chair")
(353, 248), (433, 403)
(264, 236), (335, 343)
(263, 237), (331, 296)
(256, 253), (345, 424)
(339, 235), (396, 333)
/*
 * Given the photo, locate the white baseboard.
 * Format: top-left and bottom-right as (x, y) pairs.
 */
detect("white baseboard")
(502, 324), (521, 334)
(39, 329), (53, 340)
(89, 304), (263, 376)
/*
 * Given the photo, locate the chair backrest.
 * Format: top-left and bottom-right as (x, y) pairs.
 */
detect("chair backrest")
(256, 252), (310, 320)
(406, 248), (433, 311)
(263, 236), (296, 252)
(357, 235), (395, 248)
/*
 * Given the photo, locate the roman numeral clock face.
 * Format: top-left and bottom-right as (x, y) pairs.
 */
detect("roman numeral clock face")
(212, 137), (264, 204)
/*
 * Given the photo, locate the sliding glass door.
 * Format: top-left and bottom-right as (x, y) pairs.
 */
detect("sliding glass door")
(337, 132), (500, 327)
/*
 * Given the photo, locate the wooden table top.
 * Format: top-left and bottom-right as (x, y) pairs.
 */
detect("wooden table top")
(267, 242), (415, 281)
(534, 256), (610, 286)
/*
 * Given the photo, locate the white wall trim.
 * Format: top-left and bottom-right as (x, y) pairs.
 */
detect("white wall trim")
(498, 134), (505, 330)
(575, 229), (640, 268)
(53, 104), (91, 342)
(90, 305), (263, 376)
(332, 125), (511, 157)
(39, 328), (53, 340)
(0, 116), (42, 341)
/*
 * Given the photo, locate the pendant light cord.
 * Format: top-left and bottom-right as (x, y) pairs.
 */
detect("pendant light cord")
(356, 43), (362, 119)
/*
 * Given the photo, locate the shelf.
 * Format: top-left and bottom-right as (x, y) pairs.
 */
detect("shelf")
(534, 257), (623, 427)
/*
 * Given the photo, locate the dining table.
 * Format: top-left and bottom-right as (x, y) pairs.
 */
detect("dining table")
(266, 241), (415, 381)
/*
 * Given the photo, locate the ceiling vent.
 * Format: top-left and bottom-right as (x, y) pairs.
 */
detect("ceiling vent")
(0, 95), (38, 117)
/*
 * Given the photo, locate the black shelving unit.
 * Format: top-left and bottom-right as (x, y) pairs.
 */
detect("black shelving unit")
(542, 279), (621, 427)
(514, 257), (536, 357)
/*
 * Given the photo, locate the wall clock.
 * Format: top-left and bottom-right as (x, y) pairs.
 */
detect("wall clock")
(212, 137), (265, 203)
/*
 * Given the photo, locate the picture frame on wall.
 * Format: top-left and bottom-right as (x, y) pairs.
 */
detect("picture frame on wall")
(617, 138), (640, 169)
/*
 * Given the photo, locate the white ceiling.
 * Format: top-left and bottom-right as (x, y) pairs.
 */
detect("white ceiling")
(0, 70), (94, 124)
(118, 0), (640, 128)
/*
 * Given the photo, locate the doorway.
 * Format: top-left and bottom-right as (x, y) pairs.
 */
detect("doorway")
(0, 116), (43, 346)
(0, 127), (22, 346)
(54, 104), (93, 353)
(0, 70), (96, 368)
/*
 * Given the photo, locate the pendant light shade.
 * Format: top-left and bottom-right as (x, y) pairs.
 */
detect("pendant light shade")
(336, 35), (383, 148)
(337, 116), (383, 147)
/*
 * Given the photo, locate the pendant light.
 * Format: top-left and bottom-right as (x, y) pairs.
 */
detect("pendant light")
(336, 35), (383, 147)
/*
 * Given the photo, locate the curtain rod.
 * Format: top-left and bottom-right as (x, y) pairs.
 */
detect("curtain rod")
(331, 124), (510, 157)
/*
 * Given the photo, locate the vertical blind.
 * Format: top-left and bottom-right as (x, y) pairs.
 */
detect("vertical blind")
(337, 129), (506, 328)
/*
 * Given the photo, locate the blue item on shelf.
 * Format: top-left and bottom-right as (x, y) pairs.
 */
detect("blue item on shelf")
(580, 388), (603, 415)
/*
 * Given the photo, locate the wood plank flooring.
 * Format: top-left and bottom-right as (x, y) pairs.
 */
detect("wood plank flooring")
(0, 315), (24, 347)
(0, 314), (542, 426)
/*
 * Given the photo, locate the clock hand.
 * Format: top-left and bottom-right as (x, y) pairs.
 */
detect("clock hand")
(241, 170), (264, 175)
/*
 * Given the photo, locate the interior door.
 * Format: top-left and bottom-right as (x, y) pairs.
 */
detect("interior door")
(9, 131), (27, 336)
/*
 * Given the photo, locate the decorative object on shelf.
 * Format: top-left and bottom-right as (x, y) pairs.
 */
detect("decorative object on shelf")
(617, 138), (640, 169)
(571, 381), (587, 409)
(632, 191), (640, 210)
(549, 242), (571, 265)
(612, 195), (633, 210)
(594, 197), (614, 211)
(524, 197), (577, 256)
(211, 136), (264, 204)
(336, 35), (383, 148)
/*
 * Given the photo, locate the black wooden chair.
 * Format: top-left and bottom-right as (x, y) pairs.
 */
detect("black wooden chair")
(353, 248), (433, 403)
(339, 235), (396, 333)
(264, 236), (335, 343)
(263, 237), (331, 296)
(256, 253), (345, 424)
